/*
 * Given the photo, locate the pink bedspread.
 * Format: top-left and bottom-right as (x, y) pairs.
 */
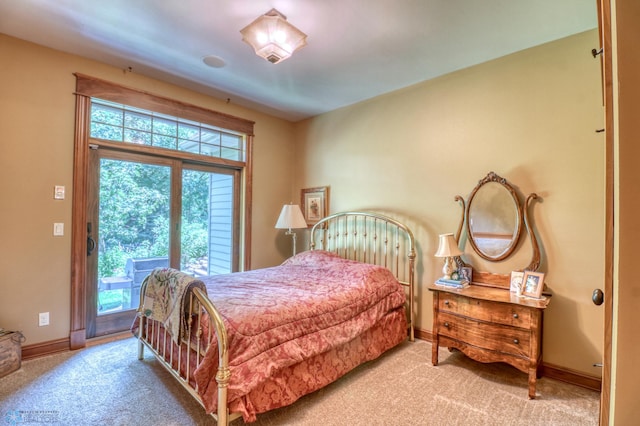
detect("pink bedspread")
(143, 250), (408, 421)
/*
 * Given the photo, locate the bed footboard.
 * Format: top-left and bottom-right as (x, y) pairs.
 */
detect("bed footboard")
(136, 284), (238, 425)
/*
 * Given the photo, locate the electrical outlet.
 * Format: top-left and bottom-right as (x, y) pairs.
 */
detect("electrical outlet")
(39, 312), (49, 326)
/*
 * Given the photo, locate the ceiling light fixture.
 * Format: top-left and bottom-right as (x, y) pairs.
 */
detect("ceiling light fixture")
(240, 8), (307, 64)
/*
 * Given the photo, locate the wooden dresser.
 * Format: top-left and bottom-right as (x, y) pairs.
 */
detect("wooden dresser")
(428, 283), (550, 399)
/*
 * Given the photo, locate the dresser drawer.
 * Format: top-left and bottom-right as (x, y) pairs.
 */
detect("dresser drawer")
(438, 312), (531, 357)
(438, 292), (532, 328)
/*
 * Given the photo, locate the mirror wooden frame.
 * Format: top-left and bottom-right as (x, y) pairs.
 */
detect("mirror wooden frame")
(464, 172), (523, 261)
(454, 171), (541, 289)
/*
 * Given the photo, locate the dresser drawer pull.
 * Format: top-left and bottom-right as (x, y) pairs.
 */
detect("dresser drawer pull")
(444, 300), (450, 306)
(513, 313), (519, 319)
(513, 338), (519, 344)
(444, 322), (450, 328)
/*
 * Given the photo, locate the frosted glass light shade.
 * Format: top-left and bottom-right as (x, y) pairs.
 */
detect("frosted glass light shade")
(240, 8), (307, 64)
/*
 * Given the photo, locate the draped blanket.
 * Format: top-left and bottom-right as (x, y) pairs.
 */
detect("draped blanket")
(140, 267), (206, 343)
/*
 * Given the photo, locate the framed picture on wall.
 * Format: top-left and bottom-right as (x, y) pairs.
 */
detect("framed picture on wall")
(522, 271), (546, 298)
(301, 186), (330, 226)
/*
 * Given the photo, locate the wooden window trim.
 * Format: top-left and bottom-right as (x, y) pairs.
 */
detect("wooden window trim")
(75, 73), (255, 135)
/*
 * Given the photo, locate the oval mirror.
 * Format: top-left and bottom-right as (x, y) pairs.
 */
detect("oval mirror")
(465, 172), (522, 261)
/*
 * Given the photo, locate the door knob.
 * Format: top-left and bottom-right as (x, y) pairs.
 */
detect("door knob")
(592, 289), (604, 306)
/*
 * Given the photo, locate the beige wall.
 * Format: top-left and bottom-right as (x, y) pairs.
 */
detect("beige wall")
(294, 30), (605, 376)
(0, 35), (295, 345)
(611, 0), (640, 422)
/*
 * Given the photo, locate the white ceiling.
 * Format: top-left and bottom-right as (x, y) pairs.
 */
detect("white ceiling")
(0, 0), (597, 122)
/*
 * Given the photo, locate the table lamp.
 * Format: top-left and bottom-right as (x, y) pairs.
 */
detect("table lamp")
(275, 204), (308, 256)
(434, 233), (464, 280)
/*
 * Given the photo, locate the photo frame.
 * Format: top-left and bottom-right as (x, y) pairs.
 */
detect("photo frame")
(459, 266), (473, 283)
(522, 271), (545, 298)
(301, 186), (330, 227)
(510, 271), (525, 293)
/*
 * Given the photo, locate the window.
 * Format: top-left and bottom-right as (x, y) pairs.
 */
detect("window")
(90, 99), (246, 162)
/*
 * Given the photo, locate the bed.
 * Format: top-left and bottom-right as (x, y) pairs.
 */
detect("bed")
(132, 211), (416, 424)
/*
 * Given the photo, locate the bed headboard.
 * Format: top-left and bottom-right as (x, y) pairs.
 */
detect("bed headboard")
(310, 211), (416, 341)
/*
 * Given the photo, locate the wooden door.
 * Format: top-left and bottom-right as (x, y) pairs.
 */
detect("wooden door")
(595, 0), (613, 423)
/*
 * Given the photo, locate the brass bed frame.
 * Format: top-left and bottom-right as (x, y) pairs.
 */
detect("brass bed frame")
(136, 211), (416, 425)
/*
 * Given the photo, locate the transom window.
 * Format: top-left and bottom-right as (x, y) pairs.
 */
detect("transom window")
(90, 99), (246, 162)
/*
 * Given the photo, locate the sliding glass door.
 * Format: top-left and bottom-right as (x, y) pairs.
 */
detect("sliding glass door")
(181, 168), (236, 275)
(86, 149), (238, 337)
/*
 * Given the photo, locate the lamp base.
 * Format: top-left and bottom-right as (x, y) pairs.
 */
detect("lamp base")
(285, 229), (297, 257)
(441, 256), (455, 280)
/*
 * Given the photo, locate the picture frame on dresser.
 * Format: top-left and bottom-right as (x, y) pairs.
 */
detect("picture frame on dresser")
(510, 271), (525, 293)
(460, 266), (473, 282)
(522, 271), (545, 298)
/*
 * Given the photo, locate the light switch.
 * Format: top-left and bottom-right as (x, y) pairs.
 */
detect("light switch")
(54, 185), (65, 200)
(53, 223), (64, 236)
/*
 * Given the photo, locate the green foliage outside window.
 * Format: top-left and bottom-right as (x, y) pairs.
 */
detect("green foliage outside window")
(96, 156), (209, 279)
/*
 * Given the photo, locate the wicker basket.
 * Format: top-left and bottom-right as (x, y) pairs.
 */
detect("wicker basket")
(0, 331), (23, 378)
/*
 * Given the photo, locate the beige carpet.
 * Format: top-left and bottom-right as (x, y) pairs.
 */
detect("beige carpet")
(0, 337), (599, 425)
